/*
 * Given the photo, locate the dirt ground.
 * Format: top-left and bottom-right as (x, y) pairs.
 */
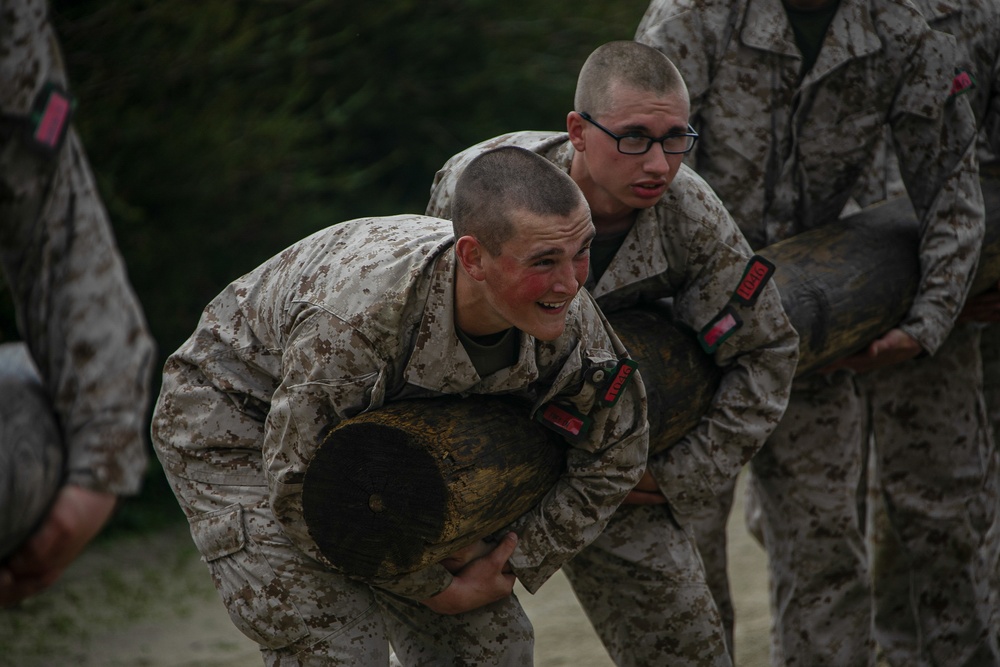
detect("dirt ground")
(0, 474), (771, 667)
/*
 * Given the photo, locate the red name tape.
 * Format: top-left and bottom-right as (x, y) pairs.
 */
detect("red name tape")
(950, 69), (976, 97)
(734, 256), (775, 306)
(600, 360), (637, 406)
(538, 403), (591, 440)
(33, 90), (71, 149)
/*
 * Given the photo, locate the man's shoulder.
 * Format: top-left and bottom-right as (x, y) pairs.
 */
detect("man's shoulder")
(637, 0), (741, 36)
(640, 0), (735, 21)
(908, 0), (1000, 45)
(645, 164), (748, 252)
(656, 165), (732, 224)
(296, 214), (452, 256)
(868, 0), (932, 42)
(442, 131), (568, 169)
(255, 215), (452, 307)
(428, 132), (569, 216)
(292, 216), (454, 359)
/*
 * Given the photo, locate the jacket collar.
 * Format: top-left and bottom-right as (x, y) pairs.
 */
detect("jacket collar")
(403, 250), (540, 393)
(740, 0), (883, 84)
(590, 204), (668, 299)
(910, 0), (961, 22)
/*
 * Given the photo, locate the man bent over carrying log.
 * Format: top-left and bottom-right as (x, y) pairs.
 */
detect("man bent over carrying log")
(150, 147), (649, 665)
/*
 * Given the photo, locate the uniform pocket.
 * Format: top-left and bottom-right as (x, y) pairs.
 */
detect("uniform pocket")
(190, 504), (310, 649)
(797, 109), (882, 199)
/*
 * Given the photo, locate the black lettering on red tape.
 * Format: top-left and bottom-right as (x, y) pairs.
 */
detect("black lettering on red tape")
(598, 358), (638, 407)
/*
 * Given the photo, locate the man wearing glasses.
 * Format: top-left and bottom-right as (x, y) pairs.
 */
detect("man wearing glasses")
(427, 40), (799, 667)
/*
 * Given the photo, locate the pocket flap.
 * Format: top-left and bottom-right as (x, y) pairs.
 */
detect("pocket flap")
(190, 504), (245, 561)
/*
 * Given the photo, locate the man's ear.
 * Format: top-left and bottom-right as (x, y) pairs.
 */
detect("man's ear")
(455, 235), (487, 281)
(567, 111), (586, 151)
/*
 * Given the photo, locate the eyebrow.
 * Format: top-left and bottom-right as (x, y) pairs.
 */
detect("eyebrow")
(526, 246), (564, 262)
(525, 231), (596, 262)
(621, 122), (689, 135)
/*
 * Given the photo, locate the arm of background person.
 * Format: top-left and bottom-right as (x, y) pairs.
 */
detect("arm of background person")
(0, 2), (154, 606)
(888, 29), (985, 357)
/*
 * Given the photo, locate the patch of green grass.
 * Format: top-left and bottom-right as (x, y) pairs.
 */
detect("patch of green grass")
(0, 522), (219, 663)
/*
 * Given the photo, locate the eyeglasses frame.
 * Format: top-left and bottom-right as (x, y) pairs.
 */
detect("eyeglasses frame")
(577, 111), (699, 155)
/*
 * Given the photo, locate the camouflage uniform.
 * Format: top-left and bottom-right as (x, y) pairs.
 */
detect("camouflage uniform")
(637, 0), (985, 664)
(426, 132), (799, 666)
(0, 0), (154, 555)
(987, 330), (1000, 463)
(150, 214), (649, 665)
(859, 1), (1000, 664)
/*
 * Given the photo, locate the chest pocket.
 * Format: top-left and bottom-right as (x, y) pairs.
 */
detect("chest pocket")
(796, 108), (883, 214)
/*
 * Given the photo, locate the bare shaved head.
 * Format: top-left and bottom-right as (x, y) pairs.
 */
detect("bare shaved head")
(452, 146), (587, 255)
(574, 41), (688, 116)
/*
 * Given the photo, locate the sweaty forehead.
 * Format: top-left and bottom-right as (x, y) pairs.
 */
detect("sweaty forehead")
(505, 206), (594, 253)
(604, 83), (689, 120)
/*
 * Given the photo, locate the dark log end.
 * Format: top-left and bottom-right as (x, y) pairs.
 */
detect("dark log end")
(303, 421), (449, 579)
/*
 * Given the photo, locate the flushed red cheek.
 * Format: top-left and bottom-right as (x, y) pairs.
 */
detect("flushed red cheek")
(511, 273), (553, 304)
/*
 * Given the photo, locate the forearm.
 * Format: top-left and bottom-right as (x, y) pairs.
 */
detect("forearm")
(649, 330), (797, 514)
(1, 133), (154, 495)
(896, 98), (986, 353)
(505, 404), (649, 594)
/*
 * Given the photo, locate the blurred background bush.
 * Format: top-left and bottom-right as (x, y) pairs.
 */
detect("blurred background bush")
(24, 1), (650, 527)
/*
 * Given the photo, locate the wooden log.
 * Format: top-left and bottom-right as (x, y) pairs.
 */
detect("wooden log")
(304, 169), (1000, 580)
(304, 308), (724, 579)
(768, 162), (1000, 373)
(304, 395), (566, 580)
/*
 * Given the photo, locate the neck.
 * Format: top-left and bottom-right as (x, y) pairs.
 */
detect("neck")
(454, 262), (503, 337)
(592, 208), (637, 238)
(569, 152), (637, 238)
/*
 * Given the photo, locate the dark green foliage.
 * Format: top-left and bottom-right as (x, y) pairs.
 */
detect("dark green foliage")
(45, 0), (649, 517)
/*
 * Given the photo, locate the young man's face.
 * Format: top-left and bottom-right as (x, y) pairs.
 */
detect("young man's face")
(477, 203), (595, 341)
(570, 84), (690, 218)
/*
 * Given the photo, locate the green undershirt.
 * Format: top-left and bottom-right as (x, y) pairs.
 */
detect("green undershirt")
(589, 230), (630, 285)
(783, 0), (841, 76)
(456, 326), (520, 378)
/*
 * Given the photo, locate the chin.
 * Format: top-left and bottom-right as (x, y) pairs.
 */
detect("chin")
(529, 326), (566, 342)
(629, 194), (662, 209)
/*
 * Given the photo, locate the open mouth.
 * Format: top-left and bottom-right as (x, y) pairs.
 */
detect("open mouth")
(539, 300), (567, 311)
(634, 182), (666, 196)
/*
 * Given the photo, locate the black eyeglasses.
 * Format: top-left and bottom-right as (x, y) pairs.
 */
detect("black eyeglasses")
(578, 112), (699, 155)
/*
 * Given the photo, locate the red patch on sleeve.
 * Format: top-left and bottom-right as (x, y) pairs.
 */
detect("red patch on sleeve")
(949, 69), (977, 98)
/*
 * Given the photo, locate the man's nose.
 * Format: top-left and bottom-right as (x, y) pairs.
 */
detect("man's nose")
(643, 146), (670, 174)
